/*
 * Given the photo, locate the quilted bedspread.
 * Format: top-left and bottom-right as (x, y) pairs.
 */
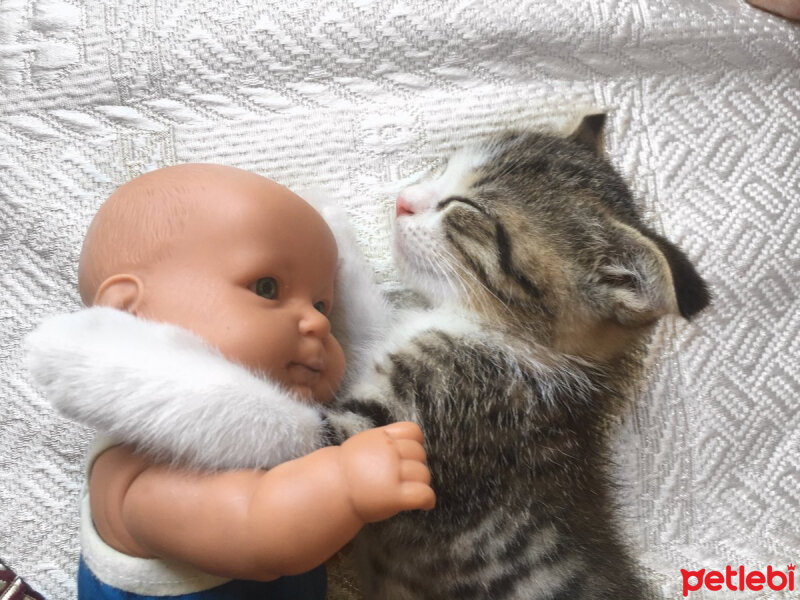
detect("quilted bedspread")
(1, 1), (798, 598)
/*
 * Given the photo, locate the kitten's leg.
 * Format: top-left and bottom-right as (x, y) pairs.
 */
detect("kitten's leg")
(322, 354), (425, 600)
(321, 405), (377, 444)
(323, 356), (412, 442)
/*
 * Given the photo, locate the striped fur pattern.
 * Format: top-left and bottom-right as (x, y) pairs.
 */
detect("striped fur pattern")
(327, 115), (710, 600)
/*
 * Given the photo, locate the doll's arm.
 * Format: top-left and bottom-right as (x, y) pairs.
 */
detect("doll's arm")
(90, 421), (435, 579)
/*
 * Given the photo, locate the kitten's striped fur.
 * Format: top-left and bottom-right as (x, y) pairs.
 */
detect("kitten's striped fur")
(329, 115), (709, 600)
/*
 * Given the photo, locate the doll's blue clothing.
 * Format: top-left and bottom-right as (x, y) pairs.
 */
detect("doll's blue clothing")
(78, 557), (326, 599)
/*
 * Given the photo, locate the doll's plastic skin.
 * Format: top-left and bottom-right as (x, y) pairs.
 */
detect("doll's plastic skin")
(80, 164), (435, 579)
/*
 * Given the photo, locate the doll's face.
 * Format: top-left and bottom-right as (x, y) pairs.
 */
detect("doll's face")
(132, 174), (345, 404)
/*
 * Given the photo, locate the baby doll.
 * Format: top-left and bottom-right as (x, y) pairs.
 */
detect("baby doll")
(25, 164), (435, 599)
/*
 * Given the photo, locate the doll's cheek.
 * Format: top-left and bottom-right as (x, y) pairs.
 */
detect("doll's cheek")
(329, 340), (346, 385)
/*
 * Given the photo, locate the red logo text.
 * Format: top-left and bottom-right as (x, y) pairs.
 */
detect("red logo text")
(681, 565), (795, 596)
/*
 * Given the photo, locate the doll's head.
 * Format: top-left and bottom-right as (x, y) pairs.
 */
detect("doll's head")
(78, 164), (345, 404)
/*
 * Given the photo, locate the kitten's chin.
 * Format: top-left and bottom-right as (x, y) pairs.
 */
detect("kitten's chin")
(391, 256), (450, 309)
(394, 260), (449, 307)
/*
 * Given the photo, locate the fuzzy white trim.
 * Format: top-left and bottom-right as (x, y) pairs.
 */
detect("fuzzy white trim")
(76, 436), (231, 595)
(25, 307), (326, 471)
(300, 190), (393, 392)
(80, 485), (231, 595)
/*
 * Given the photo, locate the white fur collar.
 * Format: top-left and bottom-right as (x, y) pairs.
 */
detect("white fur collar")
(24, 197), (390, 471)
(309, 193), (391, 391)
(25, 307), (329, 470)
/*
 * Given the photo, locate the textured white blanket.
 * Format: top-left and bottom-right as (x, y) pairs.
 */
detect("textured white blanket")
(1, 1), (798, 598)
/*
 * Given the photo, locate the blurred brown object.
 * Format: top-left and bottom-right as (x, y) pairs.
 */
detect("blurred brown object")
(747, 0), (800, 20)
(0, 561), (46, 600)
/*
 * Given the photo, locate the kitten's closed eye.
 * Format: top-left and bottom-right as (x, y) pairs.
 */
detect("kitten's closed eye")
(436, 196), (485, 214)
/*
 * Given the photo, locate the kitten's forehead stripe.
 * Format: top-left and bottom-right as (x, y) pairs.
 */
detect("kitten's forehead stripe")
(472, 174), (498, 189)
(494, 221), (544, 300)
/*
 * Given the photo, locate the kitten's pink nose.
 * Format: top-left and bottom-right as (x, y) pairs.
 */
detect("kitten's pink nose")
(396, 195), (415, 217)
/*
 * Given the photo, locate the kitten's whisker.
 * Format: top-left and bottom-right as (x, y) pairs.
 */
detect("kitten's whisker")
(439, 247), (513, 318)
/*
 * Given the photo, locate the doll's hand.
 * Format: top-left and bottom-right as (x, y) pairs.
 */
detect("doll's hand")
(338, 421), (435, 523)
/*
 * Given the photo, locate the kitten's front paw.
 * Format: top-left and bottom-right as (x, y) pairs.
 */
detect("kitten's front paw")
(322, 407), (375, 442)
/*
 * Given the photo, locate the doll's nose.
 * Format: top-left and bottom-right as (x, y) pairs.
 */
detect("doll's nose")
(299, 305), (331, 337)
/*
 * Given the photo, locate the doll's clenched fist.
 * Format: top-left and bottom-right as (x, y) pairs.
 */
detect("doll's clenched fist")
(338, 421), (436, 523)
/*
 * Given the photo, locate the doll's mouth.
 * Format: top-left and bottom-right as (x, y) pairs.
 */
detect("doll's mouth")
(290, 358), (323, 372)
(287, 362), (322, 385)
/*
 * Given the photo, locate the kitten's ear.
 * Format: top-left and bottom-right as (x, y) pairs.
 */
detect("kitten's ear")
(599, 222), (710, 326)
(646, 229), (711, 319)
(569, 113), (606, 155)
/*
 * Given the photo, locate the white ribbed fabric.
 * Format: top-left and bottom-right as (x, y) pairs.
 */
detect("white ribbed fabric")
(1, 1), (797, 598)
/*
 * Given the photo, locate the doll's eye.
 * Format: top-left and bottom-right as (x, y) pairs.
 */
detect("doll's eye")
(252, 277), (278, 299)
(313, 301), (326, 314)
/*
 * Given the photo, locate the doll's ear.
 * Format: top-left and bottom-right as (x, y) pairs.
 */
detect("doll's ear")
(94, 274), (145, 313)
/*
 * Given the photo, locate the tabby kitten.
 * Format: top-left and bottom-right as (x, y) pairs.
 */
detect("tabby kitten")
(329, 115), (709, 600)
